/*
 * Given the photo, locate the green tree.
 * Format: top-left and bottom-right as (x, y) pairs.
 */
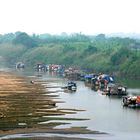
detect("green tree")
(13, 32), (38, 48)
(110, 47), (131, 65)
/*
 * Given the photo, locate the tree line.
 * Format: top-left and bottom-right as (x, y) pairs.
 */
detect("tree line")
(0, 32), (140, 78)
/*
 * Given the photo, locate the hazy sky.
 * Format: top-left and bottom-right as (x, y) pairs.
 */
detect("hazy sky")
(0, 0), (140, 35)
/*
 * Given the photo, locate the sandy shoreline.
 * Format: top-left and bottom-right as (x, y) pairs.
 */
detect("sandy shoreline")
(0, 71), (107, 140)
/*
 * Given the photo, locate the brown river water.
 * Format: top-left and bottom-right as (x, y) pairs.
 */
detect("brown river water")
(0, 68), (140, 140)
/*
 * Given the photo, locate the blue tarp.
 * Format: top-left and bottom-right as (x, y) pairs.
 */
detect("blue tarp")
(84, 74), (97, 79)
(102, 75), (114, 83)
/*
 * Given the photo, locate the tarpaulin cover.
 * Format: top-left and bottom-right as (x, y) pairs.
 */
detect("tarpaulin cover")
(136, 96), (140, 104)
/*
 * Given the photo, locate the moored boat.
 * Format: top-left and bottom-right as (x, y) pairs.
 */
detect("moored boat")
(62, 81), (77, 92)
(67, 81), (77, 91)
(123, 96), (140, 108)
(104, 83), (127, 96)
(16, 62), (25, 69)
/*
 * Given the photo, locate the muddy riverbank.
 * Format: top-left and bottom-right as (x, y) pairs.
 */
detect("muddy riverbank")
(0, 71), (106, 140)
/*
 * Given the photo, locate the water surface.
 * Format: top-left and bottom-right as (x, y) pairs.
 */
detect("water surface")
(1, 69), (140, 140)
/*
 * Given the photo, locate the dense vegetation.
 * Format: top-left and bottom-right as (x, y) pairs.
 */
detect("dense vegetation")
(0, 32), (140, 78)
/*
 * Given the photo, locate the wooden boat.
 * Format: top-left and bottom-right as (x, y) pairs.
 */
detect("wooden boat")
(62, 81), (77, 91)
(123, 96), (140, 108)
(104, 83), (127, 95)
(16, 62), (25, 69)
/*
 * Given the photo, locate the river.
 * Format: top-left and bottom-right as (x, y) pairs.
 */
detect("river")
(1, 68), (140, 140)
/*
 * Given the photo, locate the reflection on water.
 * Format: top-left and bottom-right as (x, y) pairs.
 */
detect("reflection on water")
(40, 71), (140, 138)
(0, 69), (140, 139)
(57, 81), (140, 133)
(0, 69), (94, 140)
(127, 88), (140, 95)
(116, 77), (140, 88)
